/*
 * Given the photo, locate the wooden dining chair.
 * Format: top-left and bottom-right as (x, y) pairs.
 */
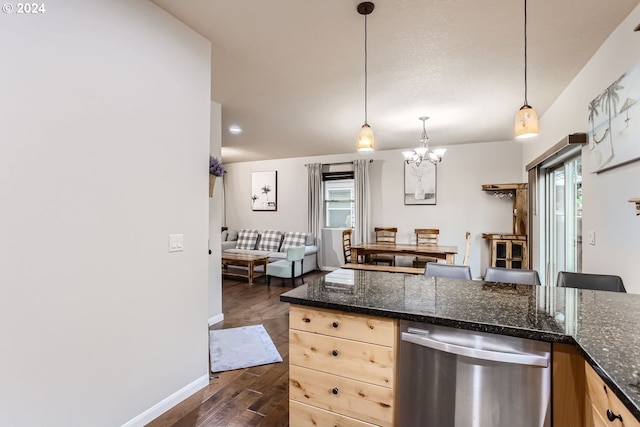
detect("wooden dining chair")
(371, 227), (397, 266)
(413, 228), (439, 268)
(462, 231), (471, 266)
(342, 229), (352, 264)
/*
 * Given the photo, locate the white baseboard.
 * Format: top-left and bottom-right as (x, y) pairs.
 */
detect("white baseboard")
(208, 313), (224, 326)
(121, 374), (209, 427)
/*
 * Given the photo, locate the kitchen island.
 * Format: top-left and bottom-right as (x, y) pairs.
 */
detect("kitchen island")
(280, 269), (640, 426)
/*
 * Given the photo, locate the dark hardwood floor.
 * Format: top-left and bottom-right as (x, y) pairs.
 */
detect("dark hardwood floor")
(146, 270), (326, 427)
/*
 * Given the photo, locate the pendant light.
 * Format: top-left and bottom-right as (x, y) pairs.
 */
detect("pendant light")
(514, 0), (539, 140)
(357, 2), (375, 152)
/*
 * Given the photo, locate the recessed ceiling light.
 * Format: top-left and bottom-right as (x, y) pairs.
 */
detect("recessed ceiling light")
(229, 125), (242, 135)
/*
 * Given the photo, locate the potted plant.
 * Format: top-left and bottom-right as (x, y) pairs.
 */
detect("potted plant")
(209, 155), (226, 197)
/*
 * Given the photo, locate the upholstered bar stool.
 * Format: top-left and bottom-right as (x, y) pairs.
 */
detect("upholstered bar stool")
(556, 271), (626, 292)
(424, 262), (472, 280)
(484, 266), (541, 286)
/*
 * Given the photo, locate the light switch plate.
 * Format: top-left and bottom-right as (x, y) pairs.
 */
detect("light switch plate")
(588, 230), (596, 245)
(169, 234), (184, 252)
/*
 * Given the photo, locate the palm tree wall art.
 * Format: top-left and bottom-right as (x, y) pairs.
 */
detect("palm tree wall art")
(588, 62), (640, 173)
(251, 171), (277, 211)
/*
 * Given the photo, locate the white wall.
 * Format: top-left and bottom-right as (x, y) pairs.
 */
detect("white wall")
(523, 4), (640, 293)
(0, 1), (211, 426)
(224, 141), (523, 279)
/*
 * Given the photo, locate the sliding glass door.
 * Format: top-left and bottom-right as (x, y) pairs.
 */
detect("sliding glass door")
(546, 155), (582, 284)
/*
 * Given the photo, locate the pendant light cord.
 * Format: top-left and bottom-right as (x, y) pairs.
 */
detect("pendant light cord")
(523, 0), (529, 106)
(364, 13), (369, 125)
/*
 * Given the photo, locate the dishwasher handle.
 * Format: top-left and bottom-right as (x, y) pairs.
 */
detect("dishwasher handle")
(401, 330), (549, 368)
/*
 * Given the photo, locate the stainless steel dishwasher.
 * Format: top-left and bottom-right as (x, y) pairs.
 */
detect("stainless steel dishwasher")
(399, 321), (551, 427)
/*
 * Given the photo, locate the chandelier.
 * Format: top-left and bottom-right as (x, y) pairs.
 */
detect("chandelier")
(402, 117), (446, 166)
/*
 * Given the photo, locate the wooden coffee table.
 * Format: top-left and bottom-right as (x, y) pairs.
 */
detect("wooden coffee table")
(221, 253), (270, 285)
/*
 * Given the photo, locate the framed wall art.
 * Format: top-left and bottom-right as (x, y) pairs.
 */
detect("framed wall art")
(588, 62), (640, 173)
(251, 171), (277, 211)
(404, 161), (436, 205)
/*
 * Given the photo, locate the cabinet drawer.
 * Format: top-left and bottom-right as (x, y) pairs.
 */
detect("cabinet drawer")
(289, 305), (396, 347)
(290, 329), (394, 388)
(290, 365), (395, 427)
(290, 400), (379, 427)
(585, 361), (640, 427)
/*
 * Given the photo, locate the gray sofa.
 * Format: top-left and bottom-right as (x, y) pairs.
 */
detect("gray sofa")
(221, 229), (318, 274)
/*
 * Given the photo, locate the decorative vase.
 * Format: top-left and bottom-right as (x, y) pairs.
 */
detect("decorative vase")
(414, 181), (425, 200)
(209, 175), (216, 197)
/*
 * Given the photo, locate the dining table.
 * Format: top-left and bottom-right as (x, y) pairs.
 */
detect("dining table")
(350, 242), (458, 265)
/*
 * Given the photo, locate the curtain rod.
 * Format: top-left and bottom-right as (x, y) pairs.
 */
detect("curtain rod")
(304, 159), (373, 167)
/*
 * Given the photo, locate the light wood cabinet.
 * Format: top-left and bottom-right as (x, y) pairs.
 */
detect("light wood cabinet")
(585, 360), (640, 427)
(552, 343), (588, 426)
(288, 305), (398, 427)
(483, 233), (528, 269)
(552, 343), (639, 427)
(290, 400), (379, 427)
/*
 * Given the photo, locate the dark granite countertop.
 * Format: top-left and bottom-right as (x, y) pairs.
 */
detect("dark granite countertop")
(280, 270), (640, 419)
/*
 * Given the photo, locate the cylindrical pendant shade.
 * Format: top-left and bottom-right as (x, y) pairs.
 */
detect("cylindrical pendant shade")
(357, 123), (375, 151)
(515, 105), (539, 139)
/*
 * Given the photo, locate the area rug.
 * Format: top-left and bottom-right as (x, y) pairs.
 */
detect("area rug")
(209, 324), (282, 373)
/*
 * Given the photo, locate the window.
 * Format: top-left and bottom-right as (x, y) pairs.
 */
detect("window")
(324, 179), (355, 228)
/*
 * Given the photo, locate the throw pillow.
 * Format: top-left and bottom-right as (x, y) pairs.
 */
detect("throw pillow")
(221, 229), (228, 241)
(236, 229), (259, 250)
(280, 231), (308, 252)
(258, 230), (284, 252)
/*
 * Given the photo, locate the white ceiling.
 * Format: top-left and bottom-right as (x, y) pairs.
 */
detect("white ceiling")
(151, 0), (640, 164)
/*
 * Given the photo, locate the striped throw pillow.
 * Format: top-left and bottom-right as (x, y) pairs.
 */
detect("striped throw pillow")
(236, 229), (259, 250)
(258, 230), (284, 252)
(280, 231), (308, 252)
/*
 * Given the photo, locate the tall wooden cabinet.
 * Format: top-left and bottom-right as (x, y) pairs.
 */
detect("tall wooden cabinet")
(482, 183), (529, 270)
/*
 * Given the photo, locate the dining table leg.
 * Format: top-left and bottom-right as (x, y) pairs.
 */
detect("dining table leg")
(445, 253), (455, 264)
(352, 248), (360, 264)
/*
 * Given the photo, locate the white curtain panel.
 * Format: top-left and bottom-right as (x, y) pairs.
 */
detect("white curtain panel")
(354, 159), (371, 244)
(307, 163), (323, 267)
